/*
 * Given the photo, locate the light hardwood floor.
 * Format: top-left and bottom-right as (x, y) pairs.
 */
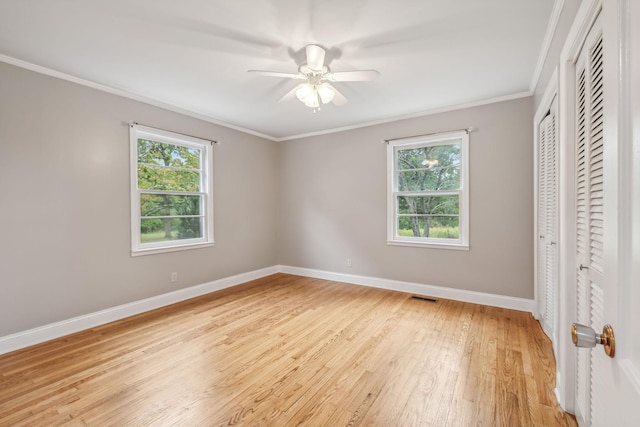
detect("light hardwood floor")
(0, 274), (576, 426)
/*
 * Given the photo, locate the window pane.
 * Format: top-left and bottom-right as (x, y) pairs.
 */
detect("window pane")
(398, 195), (459, 215)
(140, 217), (203, 243)
(137, 139), (201, 169)
(396, 143), (460, 171)
(397, 216), (459, 239)
(140, 194), (201, 217)
(137, 165), (200, 191)
(397, 166), (460, 191)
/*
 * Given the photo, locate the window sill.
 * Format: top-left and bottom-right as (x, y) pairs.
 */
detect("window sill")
(131, 241), (215, 257)
(386, 240), (469, 251)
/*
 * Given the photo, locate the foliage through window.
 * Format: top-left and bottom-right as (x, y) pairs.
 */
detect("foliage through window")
(130, 124), (214, 255)
(387, 131), (469, 249)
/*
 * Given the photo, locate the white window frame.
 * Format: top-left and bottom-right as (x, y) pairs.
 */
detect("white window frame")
(386, 130), (469, 250)
(130, 124), (214, 256)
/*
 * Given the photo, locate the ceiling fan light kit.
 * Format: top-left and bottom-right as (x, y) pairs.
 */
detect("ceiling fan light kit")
(249, 44), (379, 112)
(295, 79), (335, 112)
(317, 83), (335, 104)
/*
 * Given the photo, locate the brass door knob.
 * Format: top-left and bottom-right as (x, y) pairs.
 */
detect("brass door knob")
(571, 323), (615, 358)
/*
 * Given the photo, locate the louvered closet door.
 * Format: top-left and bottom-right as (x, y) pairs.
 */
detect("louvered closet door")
(537, 101), (558, 341)
(537, 110), (547, 324)
(573, 15), (604, 427)
(545, 105), (558, 342)
(571, 1), (640, 424)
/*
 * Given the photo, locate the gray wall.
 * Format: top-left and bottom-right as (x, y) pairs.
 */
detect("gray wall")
(0, 63), (279, 336)
(533, 0), (581, 108)
(0, 61), (536, 338)
(279, 97), (534, 299)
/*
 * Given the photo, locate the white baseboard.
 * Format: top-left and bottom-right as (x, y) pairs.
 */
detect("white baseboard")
(555, 384), (565, 410)
(279, 265), (535, 313)
(0, 264), (534, 355)
(0, 265), (279, 355)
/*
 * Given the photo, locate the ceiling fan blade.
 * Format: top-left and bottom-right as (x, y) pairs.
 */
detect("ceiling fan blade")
(279, 84), (305, 103)
(330, 85), (348, 106)
(328, 70), (380, 82)
(248, 70), (304, 79)
(306, 44), (326, 71)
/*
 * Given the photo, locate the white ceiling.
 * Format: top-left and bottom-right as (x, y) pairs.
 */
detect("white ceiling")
(0, 0), (556, 141)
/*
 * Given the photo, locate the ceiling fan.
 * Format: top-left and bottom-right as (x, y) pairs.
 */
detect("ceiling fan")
(249, 44), (380, 111)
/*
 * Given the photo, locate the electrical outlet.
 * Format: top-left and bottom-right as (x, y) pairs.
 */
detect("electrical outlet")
(347, 258), (352, 268)
(171, 272), (178, 282)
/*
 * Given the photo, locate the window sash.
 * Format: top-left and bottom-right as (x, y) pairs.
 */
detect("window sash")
(393, 190), (460, 197)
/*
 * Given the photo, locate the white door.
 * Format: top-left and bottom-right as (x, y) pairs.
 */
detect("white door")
(570, 0), (640, 425)
(572, 13), (603, 425)
(537, 105), (548, 324)
(537, 99), (558, 343)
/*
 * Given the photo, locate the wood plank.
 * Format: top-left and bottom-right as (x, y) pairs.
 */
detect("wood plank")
(0, 273), (576, 426)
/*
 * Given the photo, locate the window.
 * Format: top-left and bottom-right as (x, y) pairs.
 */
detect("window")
(130, 124), (214, 255)
(387, 130), (469, 249)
